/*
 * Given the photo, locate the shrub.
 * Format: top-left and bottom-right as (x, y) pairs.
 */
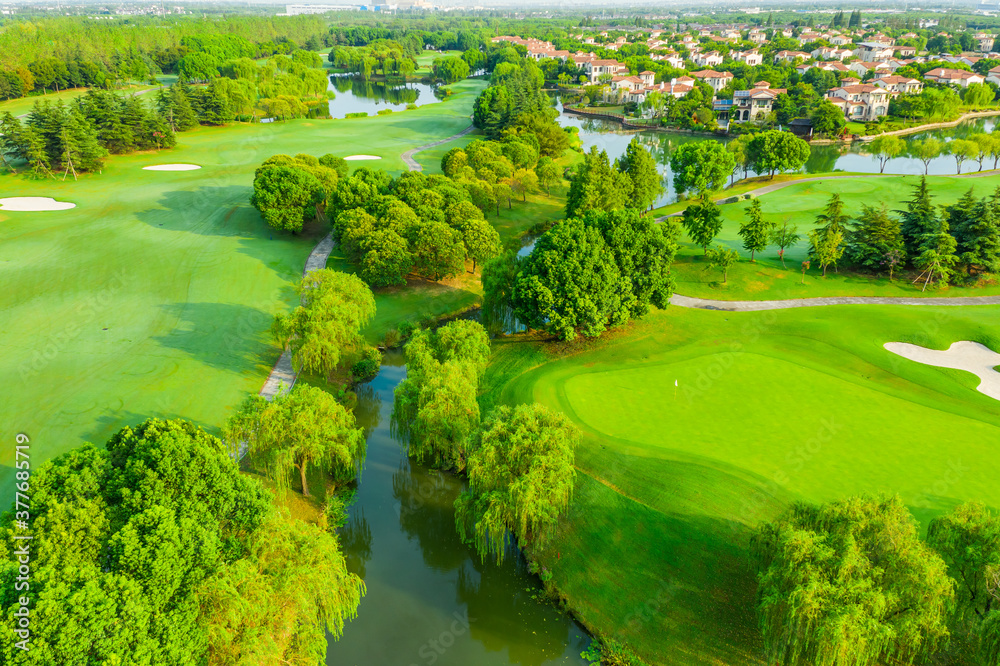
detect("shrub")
(383, 328), (402, 348)
(345, 112), (368, 119)
(377, 109), (392, 116)
(351, 346), (382, 379)
(405, 103), (418, 110)
(397, 320), (417, 339)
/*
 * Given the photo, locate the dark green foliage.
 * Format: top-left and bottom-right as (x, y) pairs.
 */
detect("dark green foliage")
(898, 176), (940, 257)
(846, 204), (906, 275)
(565, 146), (631, 219)
(681, 192), (724, 253)
(513, 209), (677, 340)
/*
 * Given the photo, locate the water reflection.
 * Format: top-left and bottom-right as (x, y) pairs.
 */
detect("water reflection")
(326, 359), (589, 665)
(555, 103), (1000, 205)
(327, 75), (440, 119)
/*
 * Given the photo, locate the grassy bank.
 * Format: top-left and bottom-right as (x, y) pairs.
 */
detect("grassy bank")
(480, 303), (1000, 664)
(0, 78), (487, 501)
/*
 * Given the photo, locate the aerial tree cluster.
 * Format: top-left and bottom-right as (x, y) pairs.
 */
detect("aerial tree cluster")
(330, 167), (503, 286)
(391, 320), (491, 471)
(0, 418), (363, 664)
(566, 140), (664, 218)
(251, 153), (345, 233)
(487, 208), (678, 341)
(442, 137), (552, 215)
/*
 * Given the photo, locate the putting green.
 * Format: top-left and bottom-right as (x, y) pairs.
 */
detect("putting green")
(482, 303), (1000, 665)
(0, 78), (487, 502)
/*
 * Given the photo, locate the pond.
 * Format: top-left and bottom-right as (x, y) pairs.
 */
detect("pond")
(326, 356), (590, 665)
(554, 103), (1000, 206)
(327, 75), (441, 119)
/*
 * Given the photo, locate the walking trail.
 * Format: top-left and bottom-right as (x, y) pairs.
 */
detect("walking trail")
(257, 124), (476, 402)
(671, 293), (1000, 312)
(401, 124), (475, 171)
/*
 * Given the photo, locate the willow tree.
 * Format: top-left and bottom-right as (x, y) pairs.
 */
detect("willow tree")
(226, 385), (366, 496)
(454, 404), (580, 564)
(272, 269), (376, 382)
(392, 320), (490, 471)
(751, 494), (954, 666)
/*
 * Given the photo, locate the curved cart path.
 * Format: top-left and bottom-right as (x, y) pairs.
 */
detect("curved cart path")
(401, 124), (475, 171)
(670, 293), (1000, 311)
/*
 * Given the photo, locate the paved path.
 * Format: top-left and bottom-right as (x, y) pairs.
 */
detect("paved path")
(670, 293), (1000, 311)
(401, 124), (475, 171)
(258, 232), (335, 401)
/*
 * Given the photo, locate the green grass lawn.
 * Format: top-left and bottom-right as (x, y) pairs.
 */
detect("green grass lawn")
(668, 173), (1000, 300)
(0, 77), (486, 501)
(481, 304), (1000, 665)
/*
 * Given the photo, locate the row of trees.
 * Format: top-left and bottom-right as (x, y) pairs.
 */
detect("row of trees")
(754, 494), (1000, 666)
(0, 418), (363, 664)
(566, 139), (664, 217)
(866, 131), (1000, 176)
(391, 319), (580, 564)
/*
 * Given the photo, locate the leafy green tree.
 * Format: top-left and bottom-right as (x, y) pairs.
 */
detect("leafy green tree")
(972, 133), (999, 172)
(814, 192), (850, 236)
(770, 221), (800, 268)
(392, 321), (490, 470)
(950, 138), (979, 175)
(681, 192), (724, 254)
(915, 221), (960, 290)
(808, 227), (845, 276)
(898, 176), (939, 257)
(910, 137), (943, 175)
(410, 220), (467, 281)
(481, 251), (521, 335)
(669, 140), (735, 197)
(272, 269), (376, 381)
(955, 195), (1000, 275)
(810, 99), (846, 138)
(846, 204), (906, 275)
(727, 134), (751, 183)
(432, 56), (470, 84)
(0, 419), (363, 665)
(452, 214), (502, 272)
(747, 130), (810, 179)
(454, 404), (580, 564)
(706, 245), (740, 283)
(865, 135), (905, 174)
(251, 165), (323, 233)
(535, 156), (561, 195)
(928, 502), (1000, 625)
(616, 136), (664, 211)
(738, 198), (775, 262)
(752, 494), (954, 666)
(226, 385), (365, 496)
(360, 229), (413, 287)
(565, 146), (631, 218)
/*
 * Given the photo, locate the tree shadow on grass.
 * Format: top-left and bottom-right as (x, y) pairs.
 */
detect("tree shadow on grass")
(134, 186), (322, 275)
(152, 301), (277, 374)
(78, 407), (221, 454)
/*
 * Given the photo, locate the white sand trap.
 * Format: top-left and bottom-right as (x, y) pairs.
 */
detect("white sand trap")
(885, 341), (1000, 401)
(142, 164), (202, 171)
(0, 197), (76, 212)
(344, 155), (382, 161)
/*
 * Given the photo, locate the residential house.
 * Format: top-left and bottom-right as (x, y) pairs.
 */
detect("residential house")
(854, 42), (894, 62)
(849, 60), (892, 78)
(748, 28), (767, 44)
(729, 82), (787, 122)
(894, 46), (917, 57)
(811, 46), (853, 61)
(816, 61), (850, 74)
(976, 33), (996, 52)
(830, 34), (854, 46)
(872, 75), (924, 94)
(773, 50), (810, 64)
(986, 65), (1000, 86)
(694, 51), (724, 67)
(584, 59), (629, 83)
(690, 69), (734, 92)
(923, 67), (985, 87)
(826, 84), (891, 121)
(733, 49), (763, 66)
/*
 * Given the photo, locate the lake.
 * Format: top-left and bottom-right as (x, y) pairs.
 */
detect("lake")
(554, 104), (1000, 206)
(326, 356), (591, 665)
(327, 75), (441, 119)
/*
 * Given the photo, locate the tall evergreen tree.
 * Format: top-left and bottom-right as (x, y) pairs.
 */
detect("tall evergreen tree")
(955, 195), (1000, 275)
(898, 177), (939, 259)
(846, 204), (906, 276)
(738, 198), (775, 262)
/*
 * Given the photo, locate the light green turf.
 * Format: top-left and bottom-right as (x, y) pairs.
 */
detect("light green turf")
(481, 304), (1000, 665)
(671, 174), (1000, 299)
(0, 78), (487, 501)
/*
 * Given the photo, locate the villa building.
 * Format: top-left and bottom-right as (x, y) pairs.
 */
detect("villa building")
(826, 84), (892, 121)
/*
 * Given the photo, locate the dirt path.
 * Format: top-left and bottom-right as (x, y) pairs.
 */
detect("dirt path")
(670, 293), (1000, 311)
(401, 124), (475, 172)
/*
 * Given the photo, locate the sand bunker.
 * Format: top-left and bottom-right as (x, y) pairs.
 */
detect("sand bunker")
(0, 197), (76, 212)
(142, 164), (202, 171)
(885, 341), (1000, 401)
(344, 155), (382, 161)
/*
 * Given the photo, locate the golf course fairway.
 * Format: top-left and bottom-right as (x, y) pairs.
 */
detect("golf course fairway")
(0, 79), (486, 501)
(481, 302), (1000, 665)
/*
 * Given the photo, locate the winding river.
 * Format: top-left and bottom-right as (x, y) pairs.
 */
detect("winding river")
(326, 355), (590, 665)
